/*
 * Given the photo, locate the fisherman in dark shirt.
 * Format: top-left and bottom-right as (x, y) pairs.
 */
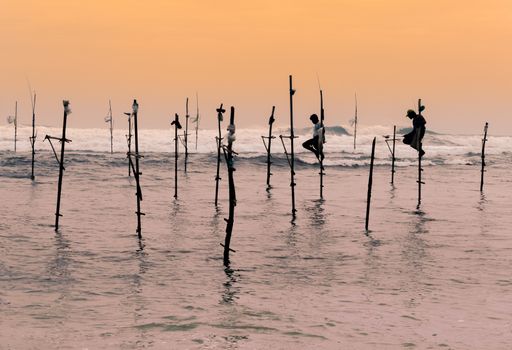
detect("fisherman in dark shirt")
(403, 109), (426, 157)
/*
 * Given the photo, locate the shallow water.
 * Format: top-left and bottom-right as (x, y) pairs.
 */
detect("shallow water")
(1, 150), (512, 349)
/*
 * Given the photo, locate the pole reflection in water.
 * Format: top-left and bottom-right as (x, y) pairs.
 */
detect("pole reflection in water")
(43, 232), (73, 338)
(309, 199), (326, 227)
(401, 211), (431, 308)
(125, 240), (150, 348)
(221, 267), (240, 305)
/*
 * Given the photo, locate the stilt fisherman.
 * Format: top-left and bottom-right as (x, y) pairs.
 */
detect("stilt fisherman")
(403, 109), (426, 157)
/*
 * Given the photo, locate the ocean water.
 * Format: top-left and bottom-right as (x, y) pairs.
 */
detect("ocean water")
(1, 125), (512, 349)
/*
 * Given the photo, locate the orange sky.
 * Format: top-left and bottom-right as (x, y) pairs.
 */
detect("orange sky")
(1, 0), (512, 134)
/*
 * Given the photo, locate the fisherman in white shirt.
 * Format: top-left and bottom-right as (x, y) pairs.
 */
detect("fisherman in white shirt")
(302, 114), (324, 160)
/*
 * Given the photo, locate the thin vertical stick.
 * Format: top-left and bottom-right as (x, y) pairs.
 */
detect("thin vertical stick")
(184, 98), (189, 172)
(417, 146), (422, 209)
(480, 122), (489, 192)
(195, 93), (199, 151)
(289, 75), (297, 216)
(30, 93), (36, 180)
(54, 101), (71, 231)
(171, 113), (182, 198)
(109, 100), (113, 154)
(214, 104), (225, 206)
(391, 125), (396, 184)
(365, 137), (376, 231)
(417, 99), (424, 210)
(261, 106), (275, 189)
(222, 106), (237, 266)
(14, 101), (18, 153)
(127, 113), (132, 176)
(354, 93), (358, 150)
(319, 90), (325, 199)
(132, 100), (143, 237)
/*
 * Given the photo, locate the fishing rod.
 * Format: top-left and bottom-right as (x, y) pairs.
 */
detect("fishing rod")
(383, 125), (397, 184)
(214, 103), (225, 206)
(44, 100), (72, 231)
(126, 100), (144, 237)
(7, 101), (18, 152)
(171, 113), (182, 198)
(480, 122), (489, 192)
(124, 112), (133, 176)
(279, 75), (297, 217)
(221, 106), (237, 266)
(261, 106), (275, 190)
(417, 99), (425, 210)
(365, 137), (376, 232)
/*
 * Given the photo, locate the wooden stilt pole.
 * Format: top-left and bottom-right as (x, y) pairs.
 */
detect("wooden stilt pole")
(171, 113), (182, 198)
(14, 101), (17, 153)
(30, 93), (37, 180)
(109, 100), (113, 154)
(279, 75), (297, 217)
(290, 76), (296, 217)
(319, 90), (326, 199)
(7, 102), (17, 152)
(195, 93), (200, 151)
(353, 93), (358, 150)
(222, 106), (237, 266)
(128, 100), (144, 237)
(184, 98), (189, 173)
(417, 99), (425, 210)
(214, 104), (225, 206)
(384, 126), (397, 184)
(261, 106), (275, 189)
(54, 101), (69, 230)
(391, 125), (396, 184)
(480, 122), (488, 192)
(44, 101), (72, 231)
(124, 111), (133, 176)
(365, 137), (376, 232)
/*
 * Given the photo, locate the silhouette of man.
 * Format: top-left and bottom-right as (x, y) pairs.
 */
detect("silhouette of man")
(403, 109), (426, 157)
(302, 114), (324, 160)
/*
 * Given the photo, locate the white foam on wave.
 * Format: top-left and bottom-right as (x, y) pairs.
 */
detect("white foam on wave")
(1, 125), (509, 167)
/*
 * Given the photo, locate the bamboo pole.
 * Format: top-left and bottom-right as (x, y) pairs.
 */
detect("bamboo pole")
(214, 104), (225, 206)
(480, 122), (489, 192)
(222, 106), (237, 266)
(365, 137), (376, 232)
(261, 106), (275, 189)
